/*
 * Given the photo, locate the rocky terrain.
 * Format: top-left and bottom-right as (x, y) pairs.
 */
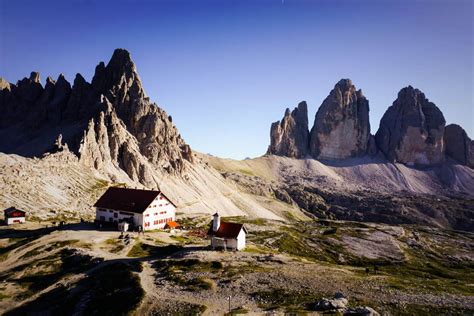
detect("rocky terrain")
(0, 48), (473, 230)
(0, 49), (295, 221)
(1, 48), (474, 315)
(0, 217), (472, 315)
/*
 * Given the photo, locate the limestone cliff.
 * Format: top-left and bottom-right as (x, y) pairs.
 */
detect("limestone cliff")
(444, 124), (474, 168)
(309, 79), (371, 159)
(267, 101), (309, 158)
(0, 49), (193, 184)
(375, 86), (445, 166)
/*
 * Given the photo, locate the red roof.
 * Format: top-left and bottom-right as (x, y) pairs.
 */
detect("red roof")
(165, 221), (180, 229)
(94, 187), (177, 213)
(208, 221), (246, 239)
(4, 207), (26, 218)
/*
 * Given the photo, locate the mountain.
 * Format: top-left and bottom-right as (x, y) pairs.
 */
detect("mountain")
(0, 49), (293, 221)
(375, 86), (446, 166)
(1, 51), (473, 231)
(310, 79), (372, 160)
(266, 79), (473, 170)
(267, 101), (309, 158)
(0, 49), (192, 184)
(444, 124), (474, 168)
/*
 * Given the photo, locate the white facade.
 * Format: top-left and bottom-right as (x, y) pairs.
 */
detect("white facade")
(6, 217), (25, 225)
(210, 214), (246, 251)
(211, 229), (246, 251)
(95, 193), (176, 231)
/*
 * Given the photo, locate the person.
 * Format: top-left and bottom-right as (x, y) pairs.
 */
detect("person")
(365, 267), (370, 275)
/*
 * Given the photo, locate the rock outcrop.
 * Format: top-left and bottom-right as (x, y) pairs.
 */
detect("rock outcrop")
(444, 124), (474, 168)
(375, 86), (445, 166)
(0, 48), (193, 185)
(267, 101), (309, 158)
(309, 79), (371, 159)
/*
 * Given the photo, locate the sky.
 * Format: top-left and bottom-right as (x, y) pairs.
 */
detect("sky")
(1, 0), (472, 159)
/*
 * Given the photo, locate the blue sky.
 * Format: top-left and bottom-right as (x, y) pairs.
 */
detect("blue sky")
(1, 0), (472, 159)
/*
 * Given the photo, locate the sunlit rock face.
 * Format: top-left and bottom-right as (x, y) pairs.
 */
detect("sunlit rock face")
(375, 86), (445, 166)
(309, 79), (371, 160)
(0, 48), (193, 184)
(267, 101), (309, 158)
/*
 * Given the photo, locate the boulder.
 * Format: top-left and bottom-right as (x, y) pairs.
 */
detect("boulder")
(309, 79), (371, 159)
(267, 101), (309, 158)
(444, 124), (474, 168)
(314, 292), (348, 311)
(375, 86), (445, 165)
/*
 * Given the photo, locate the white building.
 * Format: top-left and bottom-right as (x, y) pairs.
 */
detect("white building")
(208, 213), (247, 251)
(94, 187), (177, 231)
(3, 207), (26, 225)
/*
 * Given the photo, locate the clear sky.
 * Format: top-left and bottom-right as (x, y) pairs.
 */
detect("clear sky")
(1, 0), (472, 159)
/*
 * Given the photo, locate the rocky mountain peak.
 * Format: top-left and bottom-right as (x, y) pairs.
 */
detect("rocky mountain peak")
(0, 49), (193, 186)
(92, 48), (144, 98)
(444, 124), (474, 168)
(309, 79), (371, 159)
(267, 101), (309, 158)
(375, 86), (445, 165)
(29, 71), (40, 83)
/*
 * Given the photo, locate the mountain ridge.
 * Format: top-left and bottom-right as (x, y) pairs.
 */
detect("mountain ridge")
(1, 48), (473, 231)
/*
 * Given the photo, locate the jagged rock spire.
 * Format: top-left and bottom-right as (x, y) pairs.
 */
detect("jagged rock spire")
(375, 86), (445, 165)
(267, 101), (309, 158)
(309, 79), (371, 159)
(0, 48), (193, 184)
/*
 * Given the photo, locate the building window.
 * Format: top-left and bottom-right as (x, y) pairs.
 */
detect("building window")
(114, 213), (118, 218)
(145, 214), (150, 217)
(100, 216), (105, 221)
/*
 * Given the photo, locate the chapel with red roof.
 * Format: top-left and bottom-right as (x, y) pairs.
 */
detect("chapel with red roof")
(208, 213), (247, 251)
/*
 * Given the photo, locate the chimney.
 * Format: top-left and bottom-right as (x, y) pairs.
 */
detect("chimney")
(212, 212), (220, 232)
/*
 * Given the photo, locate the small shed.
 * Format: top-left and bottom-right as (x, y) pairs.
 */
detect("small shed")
(165, 221), (180, 230)
(4, 207), (26, 225)
(208, 213), (247, 251)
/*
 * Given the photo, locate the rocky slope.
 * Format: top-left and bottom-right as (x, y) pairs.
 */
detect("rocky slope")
(0, 49), (293, 221)
(375, 86), (446, 166)
(267, 101), (309, 158)
(205, 154), (474, 231)
(310, 79), (372, 159)
(0, 49), (191, 182)
(1, 50), (473, 231)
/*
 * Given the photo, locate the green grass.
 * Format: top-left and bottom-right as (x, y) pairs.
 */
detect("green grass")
(170, 235), (192, 244)
(5, 261), (144, 316)
(104, 238), (125, 254)
(252, 289), (323, 311)
(127, 242), (182, 258)
(225, 307), (249, 315)
(154, 259), (223, 291)
(237, 168), (255, 176)
(4, 248), (103, 298)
